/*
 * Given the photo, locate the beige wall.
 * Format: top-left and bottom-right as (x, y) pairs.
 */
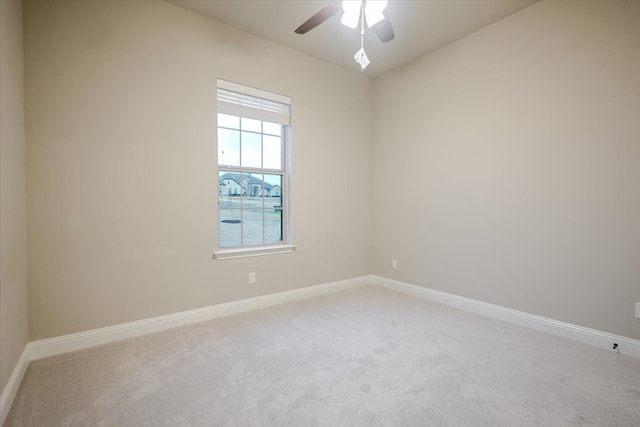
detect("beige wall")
(20, 0), (640, 345)
(373, 0), (640, 340)
(24, 0), (372, 340)
(1, 0), (29, 393)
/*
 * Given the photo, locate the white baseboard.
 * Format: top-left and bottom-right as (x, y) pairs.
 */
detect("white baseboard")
(372, 275), (640, 359)
(0, 346), (30, 426)
(28, 275), (371, 361)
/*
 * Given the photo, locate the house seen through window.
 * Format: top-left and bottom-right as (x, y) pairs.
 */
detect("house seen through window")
(217, 80), (291, 250)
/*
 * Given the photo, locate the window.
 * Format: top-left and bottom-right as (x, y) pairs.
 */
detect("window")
(214, 80), (293, 259)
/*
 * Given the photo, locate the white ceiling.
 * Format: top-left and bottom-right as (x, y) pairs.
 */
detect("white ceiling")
(169, 0), (538, 76)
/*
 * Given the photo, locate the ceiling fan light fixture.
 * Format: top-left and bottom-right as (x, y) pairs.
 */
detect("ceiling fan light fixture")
(340, 0), (362, 29)
(296, 0), (394, 71)
(354, 47), (370, 71)
(364, 0), (387, 27)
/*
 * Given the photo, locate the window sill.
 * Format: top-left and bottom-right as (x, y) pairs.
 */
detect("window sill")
(213, 244), (296, 260)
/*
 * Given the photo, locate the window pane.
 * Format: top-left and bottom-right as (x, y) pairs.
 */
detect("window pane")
(243, 208), (264, 245)
(264, 174), (283, 243)
(241, 131), (262, 168)
(243, 173), (263, 200)
(218, 113), (239, 129)
(241, 117), (262, 133)
(218, 128), (240, 166)
(219, 209), (242, 247)
(254, 173), (267, 207)
(262, 174), (281, 208)
(265, 207), (283, 243)
(263, 135), (281, 170)
(263, 122), (281, 136)
(219, 172), (243, 204)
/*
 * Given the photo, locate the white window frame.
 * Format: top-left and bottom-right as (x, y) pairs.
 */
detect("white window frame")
(213, 80), (294, 260)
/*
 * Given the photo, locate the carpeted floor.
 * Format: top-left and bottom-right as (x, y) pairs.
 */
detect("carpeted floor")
(5, 285), (640, 426)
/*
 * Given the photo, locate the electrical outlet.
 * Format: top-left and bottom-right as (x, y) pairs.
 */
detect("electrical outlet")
(635, 302), (640, 319)
(249, 272), (256, 284)
(392, 259), (398, 269)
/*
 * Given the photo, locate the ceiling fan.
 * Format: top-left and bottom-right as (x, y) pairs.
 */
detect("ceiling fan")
(295, 0), (395, 71)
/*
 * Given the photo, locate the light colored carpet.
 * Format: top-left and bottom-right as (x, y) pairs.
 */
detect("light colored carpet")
(5, 285), (640, 426)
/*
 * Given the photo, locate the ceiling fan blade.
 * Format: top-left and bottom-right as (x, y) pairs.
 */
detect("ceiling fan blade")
(294, 1), (341, 34)
(372, 15), (395, 43)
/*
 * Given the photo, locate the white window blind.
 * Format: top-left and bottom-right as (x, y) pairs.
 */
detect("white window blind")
(217, 79), (290, 125)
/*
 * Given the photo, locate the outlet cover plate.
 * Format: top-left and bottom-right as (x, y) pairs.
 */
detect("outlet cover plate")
(636, 302), (640, 319)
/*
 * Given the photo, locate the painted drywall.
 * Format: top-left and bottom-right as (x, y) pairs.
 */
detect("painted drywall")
(0, 0), (29, 393)
(373, 0), (640, 339)
(21, 0), (640, 345)
(24, 0), (372, 340)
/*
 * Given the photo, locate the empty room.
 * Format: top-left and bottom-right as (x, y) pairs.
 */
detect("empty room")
(1, 0), (639, 425)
